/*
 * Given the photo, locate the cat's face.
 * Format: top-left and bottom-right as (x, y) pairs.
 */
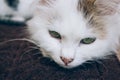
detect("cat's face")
(27, 0), (118, 68)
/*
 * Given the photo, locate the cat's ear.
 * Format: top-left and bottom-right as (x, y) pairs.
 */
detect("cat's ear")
(35, 0), (56, 13)
(39, 0), (48, 5)
(38, 0), (55, 6)
(95, 0), (120, 16)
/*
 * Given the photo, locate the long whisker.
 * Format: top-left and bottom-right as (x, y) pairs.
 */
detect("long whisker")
(33, 52), (41, 55)
(93, 60), (108, 76)
(84, 61), (93, 65)
(0, 38), (44, 63)
(83, 60), (95, 67)
(0, 38), (38, 47)
(32, 52), (46, 60)
(94, 60), (107, 69)
(27, 46), (40, 50)
(77, 60), (93, 69)
(19, 48), (39, 62)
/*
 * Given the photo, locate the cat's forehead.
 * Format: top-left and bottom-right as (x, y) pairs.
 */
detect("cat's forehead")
(49, 15), (93, 39)
(48, 0), (104, 37)
(38, 0), (108, 38)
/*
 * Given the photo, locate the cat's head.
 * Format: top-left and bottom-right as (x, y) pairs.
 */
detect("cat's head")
(27, 0), (120, 68)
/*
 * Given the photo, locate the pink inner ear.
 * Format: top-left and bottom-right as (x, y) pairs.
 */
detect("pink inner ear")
(39, 0), (49, 5)
(39, 0), (55, 6)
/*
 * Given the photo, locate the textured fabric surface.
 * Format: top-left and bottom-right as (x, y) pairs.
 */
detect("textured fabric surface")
(0, 24), (120, 80)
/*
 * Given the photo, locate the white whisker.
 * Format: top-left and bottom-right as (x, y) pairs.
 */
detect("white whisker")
(19, 48), (39, 62)
(0, 38), (38, 47)
(27, 46), (40, 50)
(93, 60), (108, 73)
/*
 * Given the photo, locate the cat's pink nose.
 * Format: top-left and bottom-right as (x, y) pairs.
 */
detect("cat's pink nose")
(60, 56), (74, 66)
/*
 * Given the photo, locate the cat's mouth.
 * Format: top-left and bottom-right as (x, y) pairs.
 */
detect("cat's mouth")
(49, 56), (85, 69)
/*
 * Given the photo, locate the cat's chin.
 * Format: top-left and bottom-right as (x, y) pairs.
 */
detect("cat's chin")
(57, 61), (85, 69)
(51, 57), (85, 69)
(40, 52), (85, 68)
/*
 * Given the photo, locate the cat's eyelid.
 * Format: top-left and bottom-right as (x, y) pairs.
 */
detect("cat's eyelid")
(80, 37), (96, 45)
(49, 30), (62, 39)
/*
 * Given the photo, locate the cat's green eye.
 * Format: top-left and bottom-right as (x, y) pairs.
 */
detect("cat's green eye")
(80, 37), (96, 44)
(49, 30), (61, 39)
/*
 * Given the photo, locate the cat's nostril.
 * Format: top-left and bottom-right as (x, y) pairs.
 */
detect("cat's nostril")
(60, 56), (74, 66)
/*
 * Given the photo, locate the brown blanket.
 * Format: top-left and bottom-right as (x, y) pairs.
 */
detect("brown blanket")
(0, 23), (120, 80)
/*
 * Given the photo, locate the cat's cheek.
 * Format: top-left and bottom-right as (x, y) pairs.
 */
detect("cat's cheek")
(39, 38), (61, 58)
(40, 48), (51, 57)
(40, 44), (61, 57)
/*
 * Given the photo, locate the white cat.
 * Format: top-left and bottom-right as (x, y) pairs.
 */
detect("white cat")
(27, 0), (120, 68)
(0, 0), (35, 22)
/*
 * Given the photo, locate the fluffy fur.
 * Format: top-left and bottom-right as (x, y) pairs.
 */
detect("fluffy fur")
(27, 0), (120, 68)
(0, 0), (35, 22)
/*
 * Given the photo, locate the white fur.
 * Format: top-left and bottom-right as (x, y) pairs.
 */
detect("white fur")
(0, 0), (14, 16)
(27, 0), (120, 68)
(0, 0), (35, 21)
